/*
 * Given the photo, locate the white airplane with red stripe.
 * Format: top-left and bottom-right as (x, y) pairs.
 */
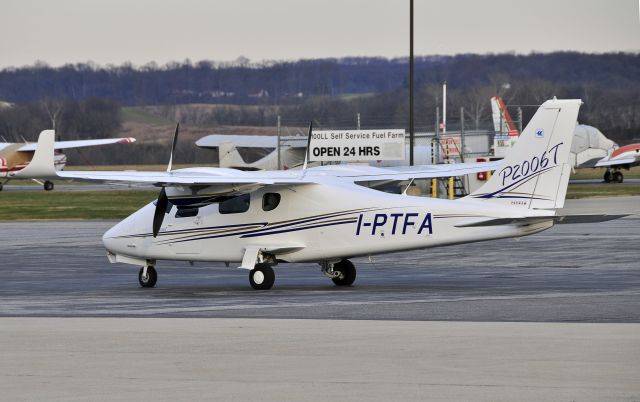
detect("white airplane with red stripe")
(12, 99), (623, 290)
(595, 144), (640, 183)
(0, 137), (136, 191)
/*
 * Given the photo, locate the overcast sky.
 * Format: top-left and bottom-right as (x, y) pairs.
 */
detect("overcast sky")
(1, 0), (638, 68)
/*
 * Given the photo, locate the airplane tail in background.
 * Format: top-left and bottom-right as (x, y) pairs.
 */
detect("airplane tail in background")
(491, 96), (519, 136)
(218, 142), (249, 168)
(466, 99), (582, 210)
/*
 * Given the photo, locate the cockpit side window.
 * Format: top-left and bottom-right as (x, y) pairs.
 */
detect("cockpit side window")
(262, 193), (281, 211)
(219, 194), (251, 214)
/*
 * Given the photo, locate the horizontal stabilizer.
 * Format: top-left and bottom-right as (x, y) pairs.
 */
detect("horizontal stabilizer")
(455, 214), (629, 228)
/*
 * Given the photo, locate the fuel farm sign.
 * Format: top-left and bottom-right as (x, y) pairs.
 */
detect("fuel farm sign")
(309, 129), (406, 162)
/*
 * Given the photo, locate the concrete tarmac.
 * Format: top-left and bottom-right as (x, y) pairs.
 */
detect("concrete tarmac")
(1, 196), (638, 321)
(0, 318), (638, 401)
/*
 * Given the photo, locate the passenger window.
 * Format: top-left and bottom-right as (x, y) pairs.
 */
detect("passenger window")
(175, 207), (198, 218)
(219, 194), (250, 214)
(262, 193), (281, 211)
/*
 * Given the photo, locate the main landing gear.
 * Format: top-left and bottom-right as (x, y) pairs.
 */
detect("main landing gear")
(138, 265), (157, 288)
(603, 169), (624, 183)
(249, 263), (275, 290)
(322, 259), (357, 287)
(44, 180), (55, 191)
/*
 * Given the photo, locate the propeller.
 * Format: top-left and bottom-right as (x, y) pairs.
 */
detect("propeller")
(301, 121), (313, 173)
(152, 123), (180, 237)
(152, 187), (168, 237)
(167, 123), (179, 172)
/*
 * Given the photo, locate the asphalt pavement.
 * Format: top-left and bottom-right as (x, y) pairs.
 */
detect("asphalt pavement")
(1, 196), (638, 321)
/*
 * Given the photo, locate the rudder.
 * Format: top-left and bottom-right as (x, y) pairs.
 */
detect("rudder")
(466, 98), (581, 210)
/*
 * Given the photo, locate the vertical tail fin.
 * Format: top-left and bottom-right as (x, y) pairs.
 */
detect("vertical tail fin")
(218, 142), (248, 168)
(467, 98), (582, 210)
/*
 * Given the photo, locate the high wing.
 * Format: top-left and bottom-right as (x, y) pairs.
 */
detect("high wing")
(17, 137), (136, 152)
(13, 130), (501, 190)
(196, 134), (309, 150)
(196, 134), (277, 149)
(305, 162), (502, 182)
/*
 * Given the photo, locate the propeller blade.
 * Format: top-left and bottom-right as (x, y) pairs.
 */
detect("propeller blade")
(167, 123), (180, 172)
(152, 187), (168, 238)
(302, 120), (313, 172)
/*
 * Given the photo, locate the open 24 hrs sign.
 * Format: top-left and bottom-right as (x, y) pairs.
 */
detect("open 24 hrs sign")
(309, 129), (406, 162)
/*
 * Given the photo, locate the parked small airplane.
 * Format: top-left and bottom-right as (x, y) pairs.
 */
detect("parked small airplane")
(0, 137), (136, 190)
(14, 99), (620, 290)
(492, 95), (640, 183)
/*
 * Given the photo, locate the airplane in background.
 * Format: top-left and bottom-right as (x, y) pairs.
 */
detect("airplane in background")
(0, 136), (136, 191)
(12, 99), (621, 291)
(492, 96), (640, 183)
(196, 134), (435, 170)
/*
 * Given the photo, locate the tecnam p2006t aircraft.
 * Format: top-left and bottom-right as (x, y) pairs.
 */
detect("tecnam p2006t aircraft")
(15, 99), (614, 290)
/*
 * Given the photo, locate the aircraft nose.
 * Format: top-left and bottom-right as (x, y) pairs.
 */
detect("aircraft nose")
(102, 221), (131, 254)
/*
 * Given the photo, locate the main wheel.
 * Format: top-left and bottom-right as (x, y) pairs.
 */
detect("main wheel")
(249, 264), (275, 290)
(44, 180), (54, 191)
(603, 171), (612, 183)
(0, 183), (3, 191)
(332, 259), (356, 287)
(138, 266), (157, 288)
(613, 171), (624, 183)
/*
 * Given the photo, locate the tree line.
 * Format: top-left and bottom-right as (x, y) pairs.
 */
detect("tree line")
(1, 52), (638, 106)
(0, 52), (638, 165)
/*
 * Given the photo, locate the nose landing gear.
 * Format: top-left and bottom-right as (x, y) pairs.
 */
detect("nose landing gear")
(138, 265), (157, 288)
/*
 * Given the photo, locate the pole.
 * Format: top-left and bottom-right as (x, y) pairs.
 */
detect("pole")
(409, 0), (414, 166)
(277, 115), (281, 170)
(357, 112), (361, 130)
(442, 81), (447, 135)
(434, 106), (440, 164)
(460, 107), (465, 163)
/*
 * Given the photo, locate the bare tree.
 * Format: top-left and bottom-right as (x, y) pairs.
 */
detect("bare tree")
(41, 98), (64, 136)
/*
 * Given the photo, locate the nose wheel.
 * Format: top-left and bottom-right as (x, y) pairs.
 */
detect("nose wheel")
(249, 263), (275, 290)
(138, 266), (157, 288)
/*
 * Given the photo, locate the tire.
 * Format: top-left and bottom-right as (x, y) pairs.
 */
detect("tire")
(249, 264), (275, 290)
(332, 259), (356, 287)
(0, 184), (3, 191)
(613, 171), (624, 183)
(44, 181), (54, 191)
(138, 266), (157, 288)
(603, 171), (612, 183)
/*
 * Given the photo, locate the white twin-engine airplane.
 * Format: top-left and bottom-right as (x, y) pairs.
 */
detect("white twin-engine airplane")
(13, 99), (619, 290)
